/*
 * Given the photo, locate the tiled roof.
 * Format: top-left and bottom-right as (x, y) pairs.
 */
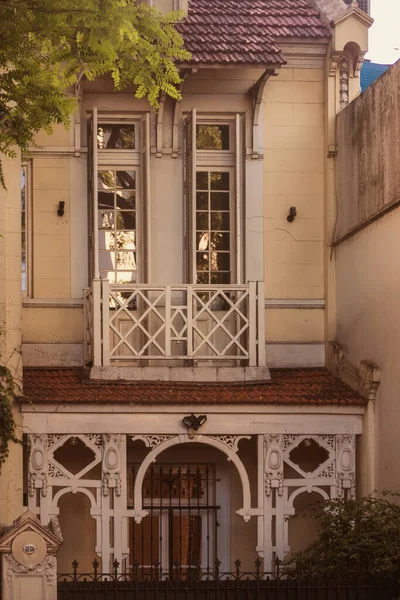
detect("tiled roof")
(177, 0), (331, 66)
(21, 368), (366, 406)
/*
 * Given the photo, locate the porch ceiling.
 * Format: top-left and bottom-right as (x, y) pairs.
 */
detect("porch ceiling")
(20, 368), (366, 406)
(176, 0), (331, 66)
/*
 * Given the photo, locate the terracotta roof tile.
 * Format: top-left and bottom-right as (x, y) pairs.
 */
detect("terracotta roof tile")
(21, 368), (366, 406)
(177, 0), (331, 65)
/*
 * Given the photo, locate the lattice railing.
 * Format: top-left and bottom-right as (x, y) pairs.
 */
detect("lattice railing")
(85, 281), (265, 367)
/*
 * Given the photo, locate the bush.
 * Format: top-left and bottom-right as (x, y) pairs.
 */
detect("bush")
(286, 492), (400, 574)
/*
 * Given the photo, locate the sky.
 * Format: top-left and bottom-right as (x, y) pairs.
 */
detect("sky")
(367, 0), (400, 64)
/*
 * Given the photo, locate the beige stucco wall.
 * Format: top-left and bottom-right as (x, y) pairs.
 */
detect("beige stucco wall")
(263, 68), (326, 345)
(336, 209), (400, 493)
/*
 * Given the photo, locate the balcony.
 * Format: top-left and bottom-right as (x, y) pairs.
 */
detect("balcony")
(84, 281), (267, 381)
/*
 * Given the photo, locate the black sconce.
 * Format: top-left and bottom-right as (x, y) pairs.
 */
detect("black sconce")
(287, 206), (297, 223)
(182, 414), (207, 438)
(57, 201), (65, 217)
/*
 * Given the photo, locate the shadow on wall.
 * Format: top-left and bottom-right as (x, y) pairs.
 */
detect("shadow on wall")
(57, 492), (100, 573)
(288, 491), (322, 555)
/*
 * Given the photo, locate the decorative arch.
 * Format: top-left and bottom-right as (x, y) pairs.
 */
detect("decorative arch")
(287, 486), (330, 509)
(132, 434), (252, 522)
(53, 486), (97, 511)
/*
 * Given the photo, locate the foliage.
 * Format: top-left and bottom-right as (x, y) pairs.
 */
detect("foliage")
(0, 0), (190, 185)
(286, 493), (400, 574)
(0, 365), (19, 467)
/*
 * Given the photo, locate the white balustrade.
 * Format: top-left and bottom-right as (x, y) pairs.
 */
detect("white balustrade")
(85, 281), (266, 367)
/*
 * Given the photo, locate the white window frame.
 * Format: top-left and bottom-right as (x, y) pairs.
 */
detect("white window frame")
(88, 109), (150, 284)
(21, 162), (32, 297)
(184, 111), (244, 285)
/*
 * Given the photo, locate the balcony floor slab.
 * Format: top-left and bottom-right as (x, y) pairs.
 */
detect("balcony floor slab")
(89, 366), (271, 382)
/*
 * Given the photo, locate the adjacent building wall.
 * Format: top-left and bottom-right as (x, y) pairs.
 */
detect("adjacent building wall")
(335, 60), (400, 493)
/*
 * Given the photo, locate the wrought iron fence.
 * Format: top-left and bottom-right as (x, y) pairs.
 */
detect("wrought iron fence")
(57, 558), (400, 600)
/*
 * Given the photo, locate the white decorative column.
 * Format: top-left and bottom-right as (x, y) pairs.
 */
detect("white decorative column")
(28, 434), (49, 525)
(0, 511), (62, 600)
(259, 434), (285, 570)
(101, 434), (126, 570)
(336, 434), (356, 499)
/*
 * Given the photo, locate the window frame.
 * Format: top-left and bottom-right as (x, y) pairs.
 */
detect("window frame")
(88, 110), (150, 285)
(184, 111), (244, 285)
(21, 162), (32, 297)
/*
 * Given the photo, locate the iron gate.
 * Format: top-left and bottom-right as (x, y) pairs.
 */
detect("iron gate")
(130, 463), (219, 578)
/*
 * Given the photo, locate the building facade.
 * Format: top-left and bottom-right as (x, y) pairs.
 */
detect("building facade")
(0, 0), (374, 578)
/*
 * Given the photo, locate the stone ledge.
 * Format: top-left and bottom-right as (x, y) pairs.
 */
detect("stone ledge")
(89, 366), (271, 382)
(328, 341), (381, 401)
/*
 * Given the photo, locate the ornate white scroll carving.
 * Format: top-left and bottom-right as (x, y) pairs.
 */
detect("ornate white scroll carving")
(264, 434), (284, 496)
(87, 434), (102, 447)
(336, 434), (356, 499)
(28, 434), (48, 497)
(210, 435), (251, 453)
(5, 554), (57, 587)
(48, 463), (68, 479)
(131, 435), (176, 448)
(47, 434), (66, 449)
(102, 434), (123, 497)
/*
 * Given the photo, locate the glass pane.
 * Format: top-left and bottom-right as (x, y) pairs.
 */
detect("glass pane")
(98, 170), (115, 189)
(196, 172), (208, 191)
(99, 251), (115, 270)
(196, 212), (209, 229)
(97, 124), (135, 149)
(196, 252), (209, 271)
(210, 252), (230, 271)
(116, 251), (137, 271)
(98, 191), (114, 209)
(196, 124), (229, 151)
(100, 271), (115, 283)
(99, 231), (116, 251)
(196, 192), (208, 210)
(21, 272), (26, 293)
(210, 232), (230, 250)
(116, 231), (136, 250)
(116, 170), (135, 189)
(210, 172), (229, 190)
(21, 233), (26, 253)
(211, 212), (230, 230)
(196, 271), (209, 284)
(211, 192), (229, 210)
(196, 232), (209, 251)
(116, 270), (137, 284)
(116, 211), (136, 230)
(116, 190), (135, 210)
(211, 272), (231, 284)
(21, 254), (26, 272)
(98, 211), (115, 230)
(21, 212), (25, 230)
(21, 190), (25, 210)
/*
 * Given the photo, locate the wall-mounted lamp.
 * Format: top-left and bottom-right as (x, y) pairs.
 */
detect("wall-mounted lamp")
(57, 201), (65, 217)
(182, 414), (207, 438)
(287, 206), (297, 223)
